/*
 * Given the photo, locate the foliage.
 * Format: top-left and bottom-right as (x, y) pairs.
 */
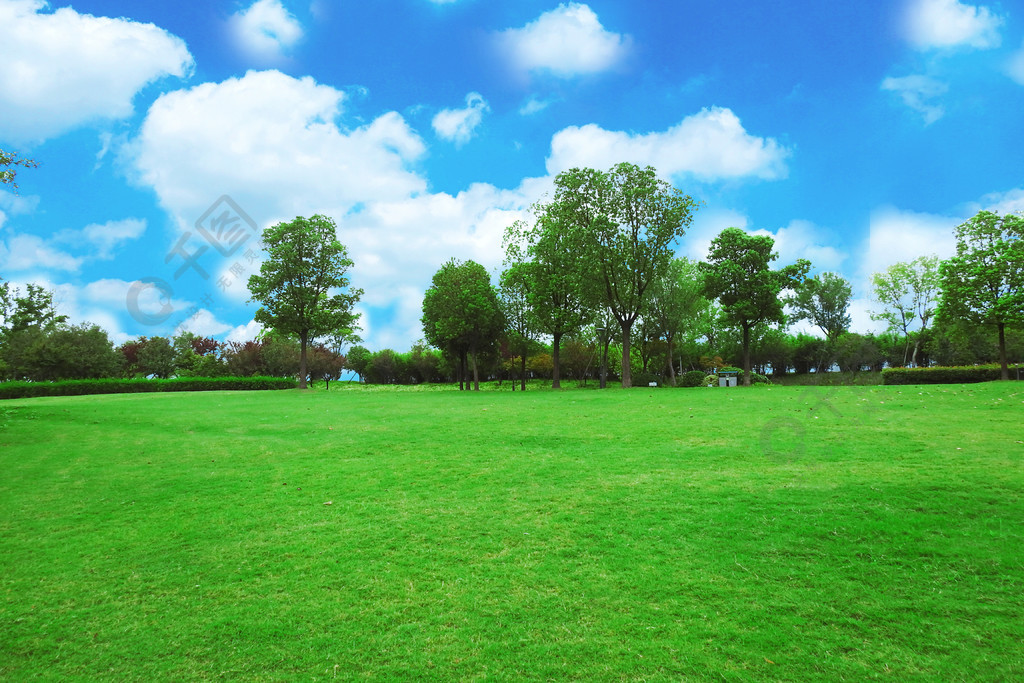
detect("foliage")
(788, 271), (852, 344)
(421, 259), (505, 390)
(881, 364), (1023, 385)
(871, 255), (941, 366)
(680, 370), (707, 387)
(136, 336), (176, 379)
(0, 376), (296, 399)
(247, 214), (362, 389)
(555, 163), (699, 387)
(630, 371), (662, 387)
(701, 227), (810, 385)
(833, 332), (884, 373)
(938, 211), (1024, 380)
(0, 148), (38, 192)
(645, 257), (707, 385)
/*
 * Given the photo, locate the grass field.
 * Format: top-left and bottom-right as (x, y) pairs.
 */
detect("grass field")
(1, 382), (1022, 680)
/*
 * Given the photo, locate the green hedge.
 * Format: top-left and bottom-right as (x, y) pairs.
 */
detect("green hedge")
(0, 376), (298, 400)
(881, 365), (1022, 386)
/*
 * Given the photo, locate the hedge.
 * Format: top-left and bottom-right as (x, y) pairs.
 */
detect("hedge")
(0, 376), (298, 400)
(881, 365), (1023, 386)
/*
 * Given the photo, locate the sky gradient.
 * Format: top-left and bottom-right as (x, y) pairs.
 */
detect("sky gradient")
(2, 0), (1023, 349)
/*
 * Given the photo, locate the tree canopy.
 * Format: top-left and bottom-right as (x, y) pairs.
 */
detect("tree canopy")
(247, 214), (362, 389)
(871, 255), (941, 367)
(938, 211), (1023, 379)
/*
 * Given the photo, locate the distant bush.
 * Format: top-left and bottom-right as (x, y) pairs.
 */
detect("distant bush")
(740, 371), (772, 385)
(680, 370), (707, 387)
(632, 371), (662, 387)
(881, 365), (1022, 385)
(0, 376), (297, 400)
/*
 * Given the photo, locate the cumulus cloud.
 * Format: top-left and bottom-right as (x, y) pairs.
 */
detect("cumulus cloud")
(546, 107), (790, 181)
(0, 0), (193, 144)
(128, 69), (427, 233)
(175, 308), (234, 338)
(225, 319), (265, 343)
(56, 218), (147, 259)
(432, 92), (489, 146)
(228, 0), (304, 63)
(0, 234), (83, 273)
(752, 220), (847, 274)
(496, 3), (629, 78)
(881, 74), (948, 124)
(972, 187), (1024, 215)
(902, 0), (1003, 50)
(863, 206), (957, 281)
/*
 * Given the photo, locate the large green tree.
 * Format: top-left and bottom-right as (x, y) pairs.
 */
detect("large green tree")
(498, 262), (537, 391)
(421, 259), (505, 391)
(870, 255), (941, 367)
(555, 163), (699, 387)
(503, 206), (590, 389)
(701, 227), (809, 386)
(788, 271), (852, 345)
(938, 211), (1024, 380)
(247, 214), (362, 389)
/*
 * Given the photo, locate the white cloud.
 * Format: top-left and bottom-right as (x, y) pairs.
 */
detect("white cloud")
(519, 96), (552, 116)
(1008, 41), (1024, 86)
(976, 187), (1024, 215)
(496, 3), (629, 78)
(128, 69), (427, 233)
(228, 0), (304, 63)
(432, 92), (489, 146)
(64, 218), (147, 259)
(752, 220), (847, 273)
(0, 234), (83, 272)
(546, 107), (790, 181)
(0, 0), (193, 144)
(863, 206), (957, 282)
(903, 0), (1003, 50)
(225, 319), (264, 343)
(881, 74), (948, 124)
(175, 308), (234, 338)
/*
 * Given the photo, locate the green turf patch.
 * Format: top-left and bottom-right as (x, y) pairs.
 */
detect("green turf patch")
(1, 384), (1022, 679)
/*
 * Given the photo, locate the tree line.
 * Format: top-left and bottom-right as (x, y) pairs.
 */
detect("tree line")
(1, 159), (1021, 387)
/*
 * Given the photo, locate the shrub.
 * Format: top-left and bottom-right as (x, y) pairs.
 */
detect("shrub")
(740, 371), (771, 385)
(0, 376), (297, 400)
(680, 370), (707, 388)
(632, 371), (662, 387)
(702, 374), (717, 387)
(881, 365), (1022, 385)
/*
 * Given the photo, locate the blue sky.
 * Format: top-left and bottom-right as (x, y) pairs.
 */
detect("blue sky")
(2, 0), (1023, 350)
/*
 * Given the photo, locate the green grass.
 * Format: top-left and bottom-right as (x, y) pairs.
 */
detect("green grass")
(1, 383), (1022, 680)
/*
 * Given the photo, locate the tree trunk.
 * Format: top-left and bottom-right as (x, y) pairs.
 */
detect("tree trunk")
(521, 352), (527, 391)
(620, 321), (632, 388)
(471, 350), (480, 391)
(552, 331), (563, 389)
(742, 323), (752, 387)
(298, 332), (308, 389)
(998, 322), (1009, 380)
(459, 351), (466, 391)
(666, 333), (676, 387)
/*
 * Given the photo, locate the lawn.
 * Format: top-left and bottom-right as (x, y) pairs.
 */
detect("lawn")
(1, 382), (1022, 680)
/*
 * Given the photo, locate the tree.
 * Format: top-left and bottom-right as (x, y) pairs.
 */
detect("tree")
(247, 214), (362, 389)
(421, 259), (505, 391)
(137, 336), (176, 378)
(701, 227), (810, 386)
(938, 211), (1024, 380)
(556, 163), (699, 387)
(498, 262), (537, 391)
(0, 149), (38, 192)
(789, 272), (852, 344)
(645, 257), (707, 385)
(503, 205), (590, 389)
(871, 255), (941, 366)
(22, 324), (122, 381)
(346, 345), (372, 382)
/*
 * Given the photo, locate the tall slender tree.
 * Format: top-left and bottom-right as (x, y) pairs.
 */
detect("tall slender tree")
(247, 214), (362, 389)
(556, 163), (699, 387)
(870, 255), (941, 366)
(701, 228), (809, 386)
(645, 257), (707, 385)
(938, 211), (1023, 380)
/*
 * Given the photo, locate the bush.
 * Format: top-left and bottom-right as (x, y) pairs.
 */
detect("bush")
(680, 370), (707, 388)
(632, 371), (662, 387)
(881, 365), (1022, 385)
(740, 371), (772, 385)
(0, 376), (297, 400)
(702, 374), (717, 387)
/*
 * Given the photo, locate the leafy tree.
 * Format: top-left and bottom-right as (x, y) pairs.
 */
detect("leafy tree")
(172, 332), (224, 377)
(0, 149), (38, 192)
(22, 324), (122, 381)
(421, 259), (505, 391)
(306, 343), (345, 389)
(701, 227), (809, 386)
(789, 271), (852, 344)
(346, 345), (372, 382)
(870, 255), (941, 366)
(834, 332), (883, 373)
(645, 257), (707, 385)
(137, 336), (176, 378)
(503, 205), (590, 389)
(247, 214), (362, 389)
(556, 163), (699, 387)
(938, 211), (1024, 380)
(498, 262), (538, 391)
(223, 340), (267, 376)
(1, 282), (67, 334)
